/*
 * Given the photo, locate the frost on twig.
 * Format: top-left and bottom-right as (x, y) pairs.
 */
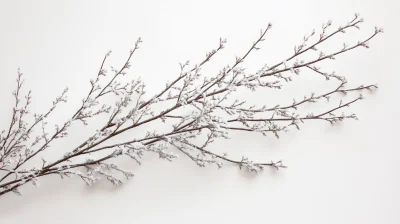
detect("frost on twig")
(0, 14), (382, 196)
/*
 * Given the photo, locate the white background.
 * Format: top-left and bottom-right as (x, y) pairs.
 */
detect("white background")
(0, 0), (398, 223)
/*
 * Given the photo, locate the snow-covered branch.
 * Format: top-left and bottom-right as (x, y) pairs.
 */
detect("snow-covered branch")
(0, 14), (382, 196)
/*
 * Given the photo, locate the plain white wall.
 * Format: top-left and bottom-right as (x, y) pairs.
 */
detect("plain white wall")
(0, 0), (398, 223)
